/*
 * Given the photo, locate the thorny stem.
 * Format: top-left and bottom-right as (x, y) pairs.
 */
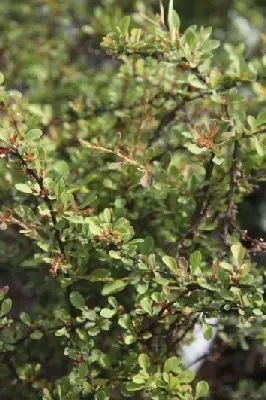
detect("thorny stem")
(229, 219), (266, 253)
(7, 215), (38, 237)
(226, 141), (240, 220)
(148, 91), (208, 146)
(12, 149), (65, 255)
(176, 155), (214, 248)
(150, 70), (214, 246)
(191, 66), (210, 87)
(167, 314), (200, 354)
(222, 140), (240, 246)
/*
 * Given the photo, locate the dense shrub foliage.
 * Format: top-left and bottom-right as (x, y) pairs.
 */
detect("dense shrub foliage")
(2, 1), (266, 399)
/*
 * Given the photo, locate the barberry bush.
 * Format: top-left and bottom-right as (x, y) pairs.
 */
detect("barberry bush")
(1, 1), (266, 399)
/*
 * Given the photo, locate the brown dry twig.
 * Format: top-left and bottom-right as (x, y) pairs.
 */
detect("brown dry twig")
(79, 138), (147, 170)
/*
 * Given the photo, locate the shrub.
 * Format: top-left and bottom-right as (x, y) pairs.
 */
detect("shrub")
(1, 1), (266, 399)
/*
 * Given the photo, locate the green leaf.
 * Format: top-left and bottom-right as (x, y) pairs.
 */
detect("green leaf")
(164, 356), (181, 373)
(231, 243), (245, 266)
(78, 363), (88, 379)
(179, 369), (195, 383)
(107, 296), (118, 308)
(130, 28), (142, 43)
(83, 309), (97, 321)
(183, 27), (197, 48)
(186, 143), (205, 154)
(87, 326), (100, 336)
(95, 390), (109, 400)
(0, 129), (9, 144)
(61, 191), (72, 209)
(138, 353), (150, 371)
(188, 74), (207, 89)
(89, 223), (102, 236)
(201, 39), (220, 53)
(86, 218), (102, 236)
(212, 155), (224, 165)
(219, 261), (233, 272)
(113, 217), (128, 231)
(195, 381), (209, 399)
(86, 269), (111, 282)
(0, 72), (4, 85)
(133, 371), (148, 384)
(0, 286), (9, 300)
(253, 137), (264, 156)
(119, 16), (130, 37)
(139, 236), (154, 255)
(253, 308), (263, 316)
(101, 280), (128, 296)
(55, 327), (68, 336)
(256, 111), (266, 126)
(100, 308), (116, 319)
(167, 0), (174, 29)
(70, 291), (85, 310)
(82, 382), (92, 394)
(136, 282), (149, 294)
(202, 322), (213, 340)
(126, 382), (145, 392)
(109, 250), (121, 259)
(190, 251), (202, 274)
(248, 115), (257, 131)
(57, 384), (62, 399)
(167, 0), (180, 40)
(140, 298), (153, 316)
(15, 183), (32, 194)
(124, 334), (137, 345)
(20, 312), (31, 325)
(43, 388), (52, 400)
(142, 332), (152, 340)
(54, 178), (65, 201)
(229, 93), (244, 103)
(254, 293), (264, 307)
(197, 277), (218, 291)
(160, 1), (165, 25)
(30, 330), (43, 340)
(102, 208), (112, 224)
(172, 10), (180, 31)
(79, 194), (97, 209)
(24, 129), (43, 142)
(118, 314), (130, 329)
(168, 375), (180, 391)
(162, 255), (178, 274)
(1, 298), (12, 316)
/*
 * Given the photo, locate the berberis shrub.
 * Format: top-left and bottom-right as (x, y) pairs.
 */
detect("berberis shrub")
(1, 1), (266, 399)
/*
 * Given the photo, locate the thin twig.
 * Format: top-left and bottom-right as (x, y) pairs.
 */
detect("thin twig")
(78, 139), (146, 170)
(177, 155), (214, 246)
(244, 127), (266, 138)
(186, 352), (210, 369)
(6, 321), (86, 350)
(7, 138), (73, 315)
(168, 314), (200, 354)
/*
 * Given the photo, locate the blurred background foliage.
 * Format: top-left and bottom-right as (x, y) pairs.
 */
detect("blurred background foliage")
(1, 0), (266, 399)
(0, 0), (265, 119)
